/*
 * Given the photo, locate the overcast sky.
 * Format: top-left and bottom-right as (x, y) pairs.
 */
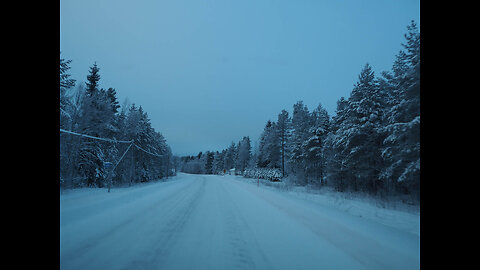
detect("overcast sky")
(60, 0), (419, 156)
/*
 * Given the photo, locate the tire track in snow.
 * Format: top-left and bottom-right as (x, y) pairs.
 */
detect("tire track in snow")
(60, 179), (193, 262)
(124, 178), (205, 269)
(61, 177), (206, 270)
(216, 179), (274, 270)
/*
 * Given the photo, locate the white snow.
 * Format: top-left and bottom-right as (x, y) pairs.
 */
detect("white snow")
(60, 173), (420, 270)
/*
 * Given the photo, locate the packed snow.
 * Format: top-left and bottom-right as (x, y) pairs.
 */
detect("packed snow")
(60, 173), (420, 270)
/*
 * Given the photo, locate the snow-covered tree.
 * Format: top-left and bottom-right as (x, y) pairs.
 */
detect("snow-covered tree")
(213, 150), (225, 174)
(379, 20), (420, 199)
(204, 151), (215, 174)
(304, 103), (330, 186)
(287, 101), (311, 184)
(60, 53), (76, 127)
(276, 109), (291, 177)
(257, 120), (280, 168)
(59, 59), (173, 188)
(224, 142), (236, 170)
(324, 98), (350, 191)
(235, 136), (252, 173)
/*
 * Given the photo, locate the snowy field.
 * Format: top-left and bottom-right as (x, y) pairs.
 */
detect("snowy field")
(60, 173), (420, 270)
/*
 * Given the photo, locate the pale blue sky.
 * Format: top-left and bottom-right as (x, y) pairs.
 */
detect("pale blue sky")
(60, 0), (420, 156)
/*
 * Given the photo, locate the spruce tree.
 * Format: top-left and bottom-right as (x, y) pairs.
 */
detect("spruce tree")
(60, 53), (76, 93)
(332, 63), (384, 193)
(257, 120), (280, 168)
(236, 136), (252, 173)
(304, 103), (330, 185)
(224, 142), (236, 170)
(276, 110), (291, 177)
(380, 21), (420, 199)
(85, 62), (100, 96)
(205, 151), (215, 174)
(288, 101), (311, 184)
(324, 98), (350, 191)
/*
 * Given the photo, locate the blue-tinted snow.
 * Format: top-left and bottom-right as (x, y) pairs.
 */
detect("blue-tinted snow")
(60, 173), (419, 270)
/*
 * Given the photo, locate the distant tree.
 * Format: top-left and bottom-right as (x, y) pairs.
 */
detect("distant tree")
(213, 150), (225, 174)
(224, 142), (236, 169)
(85, 62), (100, 96)
(235, 136), (252, 172)
(106, 88), (120, 114)
(205, 151), (214, 174)
(276, 109), (291, 177)
(311, 104), (330, 133)
(257, 120), (280, 168)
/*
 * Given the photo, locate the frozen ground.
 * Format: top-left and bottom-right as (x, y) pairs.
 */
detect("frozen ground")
(60, 173), (420, 270)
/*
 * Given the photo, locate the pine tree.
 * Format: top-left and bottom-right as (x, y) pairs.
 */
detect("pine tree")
(214, 150), (226, 173)
(304, 103), (330, 185)
(205, 151), (215, 174)
(85, 62), (100, 96)
(276, 109), (291, 177)
(402, 20), (420, 68)
(60, 54), (77, 187)
(224, 142), (236, 170)
(106, 88), (120, 114)
(235, 136), (251, 173)
(59, 59), (173, 188)
(60, 55), (76, 128)
(380, 20), (420, 200)
(288, 101), (311, 184)
(257, 120), (280, 168)
(324, 98), (350, 191)
(331, 64), (384, 193)
(77, 63), (110, 187)
(256, 121), (271, 168)
(60, 53), (76, 93)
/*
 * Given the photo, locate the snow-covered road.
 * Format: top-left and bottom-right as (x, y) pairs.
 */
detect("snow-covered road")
(60, 173), (420, 270)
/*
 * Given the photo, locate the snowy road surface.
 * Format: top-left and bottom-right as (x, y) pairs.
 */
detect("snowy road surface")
(60, 173), (420, 270)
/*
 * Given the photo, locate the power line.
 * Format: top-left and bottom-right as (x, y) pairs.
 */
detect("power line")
(59, 129), (133, 144)
(60, 128), (165, 157)
(60, 128), (168, 192)
(132, 143), (165, 157)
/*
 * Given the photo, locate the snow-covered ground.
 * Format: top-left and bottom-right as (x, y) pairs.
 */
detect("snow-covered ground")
(60, 173), (420, 270)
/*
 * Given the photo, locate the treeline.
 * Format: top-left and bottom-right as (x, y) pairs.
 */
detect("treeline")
(180, 21), (420, 202)
(60, 60), (173, 189)
(180, 136), (253, 175)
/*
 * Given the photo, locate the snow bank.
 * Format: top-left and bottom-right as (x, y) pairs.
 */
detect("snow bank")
(233, 174), (420, 236)
(243, 167), (282, 181)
